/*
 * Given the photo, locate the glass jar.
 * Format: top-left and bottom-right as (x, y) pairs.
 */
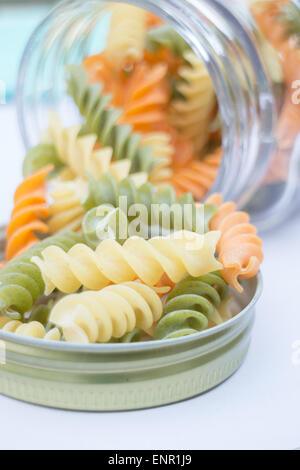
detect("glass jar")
(16, 0), (300, 231)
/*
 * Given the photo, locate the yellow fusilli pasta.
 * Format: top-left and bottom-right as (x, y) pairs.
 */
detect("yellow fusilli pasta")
(170, 51), (216, 154)
(0, 317), (61, 341)
(141, 132), (174, 183)
(48, 178), (87, 233)
(32, 230), (222, 295)
(49, 281), (163, 343)
(106, 3), (147, 69)
(42, 113), (139, 182)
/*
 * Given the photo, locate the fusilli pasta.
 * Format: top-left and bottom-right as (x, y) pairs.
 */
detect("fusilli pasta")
(82, 172), (217, 235)
(140, 132), (173, 183)
(43, 113), (142, 182)
(66, 65), (157, 175)
(169, 148), (222, 201)
(83, 172), (148, 211)
(170, 51), (217, 155)
(83, 52), (115, 95)
(49, 281), (163, 343)
(106, 4), (147, 70)
(82, 204), (128, 249)
(146, 25), (190, 57)
(146, 12), (164, 29)
(23, 144), (62, 178)
(32, 230), (222, 296)
(81, 60), (173, 180)
(0, 317), (61, 341)
(154, 272), (229, 339)
(206, 193), (263, 292)
(5, 166), (52, 261)
(48, 178), (87, 233)
(0, 231), (84, 316)
(117, 62), (170, 133)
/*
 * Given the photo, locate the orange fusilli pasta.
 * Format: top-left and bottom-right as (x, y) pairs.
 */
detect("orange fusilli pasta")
(83, 52), (125, 99)
(251, 1), (287, 49)
(206, 193), (263, 293)
(146, 12), (164, 29)
(168, 147), (222, 201)
(84, 57), (170, 133)
(117, 62), (170, 133)
(144, 47), (183, 75)
(5, 166), (52, 260)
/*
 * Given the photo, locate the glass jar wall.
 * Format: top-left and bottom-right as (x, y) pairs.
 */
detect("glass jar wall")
(16, 0), (300, 230)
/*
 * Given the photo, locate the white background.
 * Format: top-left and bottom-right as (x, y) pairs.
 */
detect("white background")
(0, 106), (299, 450)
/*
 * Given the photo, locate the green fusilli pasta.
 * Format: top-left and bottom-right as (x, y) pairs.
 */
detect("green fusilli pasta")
(119, 328), (143, 343)
(82, 173), (217, 246)
(22, 144), (63, 178)
(27, 300), (56, 326)
(146, 25), (191, 56)
(66, 65), (156, 174)
(154, 272), (229, 340)
(0, 231), (84, 318)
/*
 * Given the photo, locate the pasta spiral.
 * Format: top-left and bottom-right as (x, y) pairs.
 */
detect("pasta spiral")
(0, 317), (61, 341)
(5, 166), (52, 261)
(32, 230), (222, 296)
(146, 12), (164, 29)
(83, 172), (149, 211)
(49, 281), (163, 343)
(83, 52), (115, 95)
(82, 204), (128, 248)
(206, 194), (263, 292)
(146, 25), (190, 57)
(78, 60), (173, 179)
(141, 132), (173, 183)
(22, 144), (62, 178)
(154, 272), (229, 340)
(43, 113), (142, 182)
(106, 4), (147, 70)
(0, 231), (84, 317)
(82, 172), (217, 235)
(169, 148), (222, 201)
(170, 51), (217, 154)
(48, 178), (87, 233)
(117, 62), (170, 133)
(66, 65), (156, 175)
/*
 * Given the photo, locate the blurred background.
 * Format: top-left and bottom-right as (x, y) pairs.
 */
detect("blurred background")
(0, 0), (56, 102)
(0, 1), (58, 222)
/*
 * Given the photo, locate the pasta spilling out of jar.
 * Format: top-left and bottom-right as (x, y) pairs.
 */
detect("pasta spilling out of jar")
(0, 5), (266, 344)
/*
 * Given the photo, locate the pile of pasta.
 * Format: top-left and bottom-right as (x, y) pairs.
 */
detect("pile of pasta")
(0, 5), (263, 344)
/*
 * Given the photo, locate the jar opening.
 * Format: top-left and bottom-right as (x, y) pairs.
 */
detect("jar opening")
(17, 0), (275, 214)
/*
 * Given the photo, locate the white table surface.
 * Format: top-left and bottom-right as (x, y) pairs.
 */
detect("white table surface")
(0, 105), (299, 451)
